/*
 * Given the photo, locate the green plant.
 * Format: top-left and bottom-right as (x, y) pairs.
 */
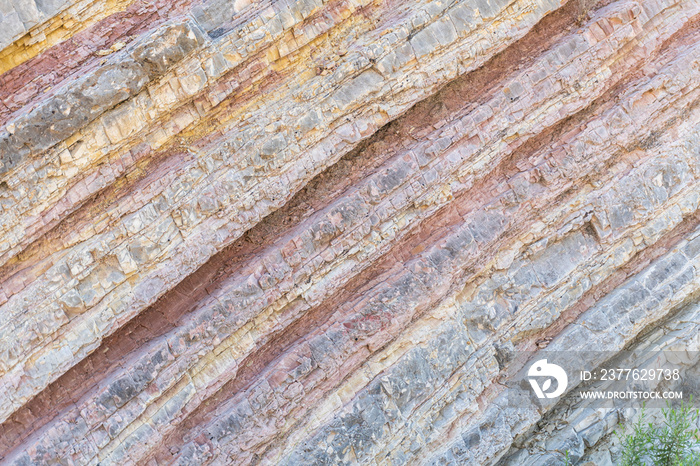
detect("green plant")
(617, 405), (653, 466)
(563, 449), (572, 466)
(616, 399), (700, 466)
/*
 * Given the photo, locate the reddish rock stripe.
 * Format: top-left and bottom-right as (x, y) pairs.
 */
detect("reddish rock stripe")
(0, 0), (200, 127)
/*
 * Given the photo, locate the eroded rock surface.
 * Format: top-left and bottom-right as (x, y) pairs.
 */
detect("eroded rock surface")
(1, 0), (699, 464)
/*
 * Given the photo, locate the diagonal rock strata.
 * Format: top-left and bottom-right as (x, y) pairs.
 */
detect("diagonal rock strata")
(0, 0), (569, 426)
(2, 0), (700, 464)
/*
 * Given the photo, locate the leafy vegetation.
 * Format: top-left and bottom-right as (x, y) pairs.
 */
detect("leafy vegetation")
(616, 400), (700, 466)
(562, 401), (700, 465)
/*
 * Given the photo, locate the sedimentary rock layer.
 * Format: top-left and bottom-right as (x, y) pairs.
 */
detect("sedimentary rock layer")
(1, 0), (699, 464)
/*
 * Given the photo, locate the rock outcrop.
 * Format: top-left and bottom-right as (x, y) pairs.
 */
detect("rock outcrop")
(1, 0), (699, 464)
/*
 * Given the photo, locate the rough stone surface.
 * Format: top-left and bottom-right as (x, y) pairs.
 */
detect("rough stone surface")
(1, 0), (700, 464)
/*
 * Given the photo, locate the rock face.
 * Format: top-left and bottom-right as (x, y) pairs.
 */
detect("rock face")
(1, 0), (700, 464)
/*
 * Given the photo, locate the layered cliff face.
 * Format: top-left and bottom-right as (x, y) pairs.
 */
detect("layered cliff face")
(1, 0), (700, 464)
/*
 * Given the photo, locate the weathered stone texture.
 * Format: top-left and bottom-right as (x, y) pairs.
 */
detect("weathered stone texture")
(1, 0), (700, 464)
